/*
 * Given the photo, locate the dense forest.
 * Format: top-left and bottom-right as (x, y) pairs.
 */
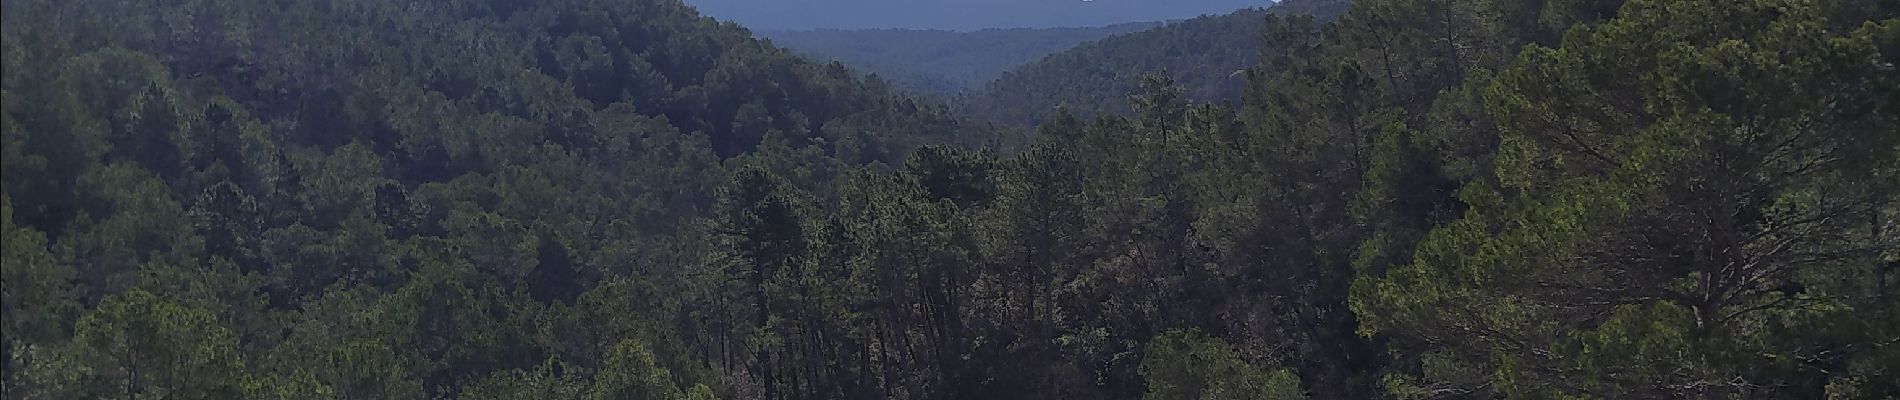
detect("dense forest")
(3, 1), (1898, 400)
(965, 0), (1349, 125)
(761, 23), (1163, 95)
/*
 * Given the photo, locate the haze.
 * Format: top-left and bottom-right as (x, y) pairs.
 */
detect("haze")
(682, 0), (1274, 30)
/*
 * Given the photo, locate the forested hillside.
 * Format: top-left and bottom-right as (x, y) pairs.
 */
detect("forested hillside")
(761, 23), (1163, 95)
(4, 0), (1898, 400)
(0, 0), (974, 397)
(966, 0), (1348, 125)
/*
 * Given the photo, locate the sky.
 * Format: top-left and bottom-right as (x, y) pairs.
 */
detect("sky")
(680, 0), (1274, 31)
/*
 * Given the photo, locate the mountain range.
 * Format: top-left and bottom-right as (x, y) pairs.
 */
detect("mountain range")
(683, 0), (1273, 30)
(759, 22), (1163, 94)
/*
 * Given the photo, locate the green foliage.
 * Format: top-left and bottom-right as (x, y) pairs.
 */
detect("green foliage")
(1140, 330), (1305, 400)
(1, 0), (1891, 399)
(588, 340), (687, 400)
(58, 289), (242, 399)
(0, 0), (961, 396)
(0, 196), (75, 395)
(1355, 0), (1900, 397)
(241, 369), (336, 400)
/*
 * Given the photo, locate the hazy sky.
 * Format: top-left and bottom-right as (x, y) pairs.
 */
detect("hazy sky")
(681, 0), (1274, 31)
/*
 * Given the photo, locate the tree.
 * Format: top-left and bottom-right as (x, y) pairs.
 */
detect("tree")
(1354, 0), (1900, 397)
(241, 369), (337, 400)
(0, 195), (75, 396)
(60, 289), (242, 399)
(527, 233), (584, 304)
(1140, 330), (1304, 400)
(3, 0), (1892, 398)
(587, 339), (688, 400)
(715, 166), (810, 400)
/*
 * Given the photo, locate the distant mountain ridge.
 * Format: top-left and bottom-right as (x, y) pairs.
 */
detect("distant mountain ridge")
(966, 0), (1349, 125)
(684, 0), (1271, 30)
(761, 22), (1164, 95)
